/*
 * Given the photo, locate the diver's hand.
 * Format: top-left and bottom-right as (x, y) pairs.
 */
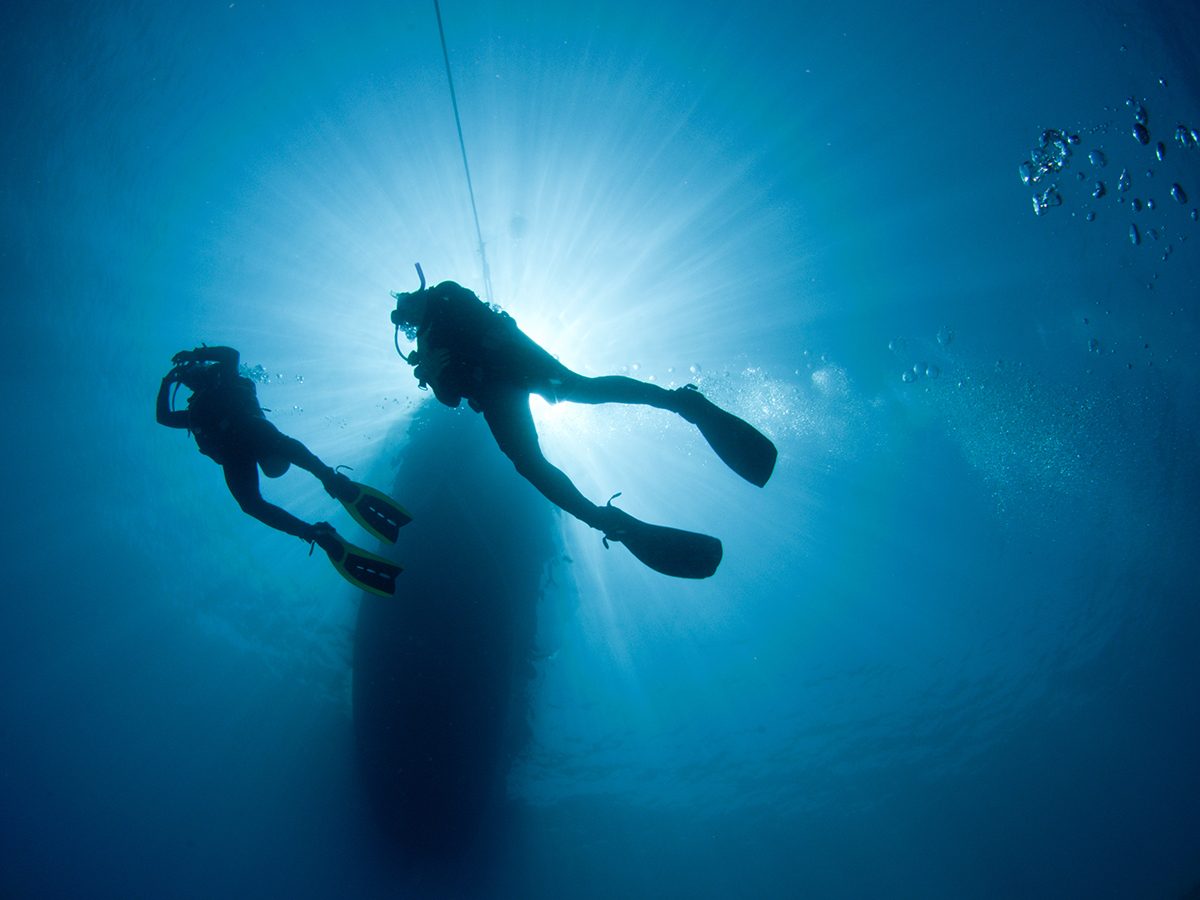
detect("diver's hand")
(163, 365), (185, 383)
(171, 349), (195, 365)
(413, 348), (450, 384)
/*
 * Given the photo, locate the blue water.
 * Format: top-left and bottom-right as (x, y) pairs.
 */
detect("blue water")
(4, 1), (1200, 897)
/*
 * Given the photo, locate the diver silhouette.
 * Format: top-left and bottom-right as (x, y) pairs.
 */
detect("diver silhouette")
(389, 272), (777, 578)
(157, 345), (410, 596)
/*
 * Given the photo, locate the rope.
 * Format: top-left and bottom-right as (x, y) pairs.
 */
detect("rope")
(433, 0), (494, 304)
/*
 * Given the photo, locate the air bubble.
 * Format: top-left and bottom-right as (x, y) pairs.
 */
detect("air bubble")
(1088, 149), (1107, 167)
(1023, 129), (1073, 185)
(925, 364), (940, 379)
(1130, 223), (1141, 245)
(1092, 181), (1106, 198)
(1118, 168), (1131, 192)
(1132, 198), (1143, 212)
(1171, 183), (1188, 204)
(1156, 142), (1166, 161)
(936, 326), (955, 346)
(901, 370), (916, 384)
(1033, 187), (1062, 216)
(1133, 123), (1151, 145)
(1088, 338), (1100, 353)
(1086, 211), (1096, 222)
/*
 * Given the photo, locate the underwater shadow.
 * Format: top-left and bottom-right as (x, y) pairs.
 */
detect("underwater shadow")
(352, 402), (558, 861)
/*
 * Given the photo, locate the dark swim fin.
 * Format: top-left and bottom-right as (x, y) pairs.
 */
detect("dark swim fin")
(331, 478), (413, 544)
(598, 498), (722, 579)
(316, 528), (403, 597)
(674, 386), (777, 487)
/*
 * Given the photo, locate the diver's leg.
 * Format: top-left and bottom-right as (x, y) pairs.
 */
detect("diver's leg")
(483, 384), (725, 577)
(549, 367), (776, 486)
(251, 420), (354, 499)
(222, 455), (316, 539)
(480, 390), (605, 527)
(544, 368), (680, 409)
(251, 420), (333, 477)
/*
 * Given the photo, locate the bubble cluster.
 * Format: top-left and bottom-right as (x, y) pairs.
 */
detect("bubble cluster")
(240, 363), (272, 383)
(1127, 97), (1148, 125)
(1017, 94), (1198, 284)
(895, 328), (952, 385)
(1019, 129), (1076, 187)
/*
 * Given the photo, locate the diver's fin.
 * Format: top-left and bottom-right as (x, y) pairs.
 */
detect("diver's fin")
(674, 386), (777, 487)
(598, 499), (722, 579)
(332, 478), (413, 543)
(317, 528), (403, 597)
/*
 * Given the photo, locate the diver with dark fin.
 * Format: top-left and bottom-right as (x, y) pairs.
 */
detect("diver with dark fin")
(156, 345), (409, 596)
(388, 266), (776, 579)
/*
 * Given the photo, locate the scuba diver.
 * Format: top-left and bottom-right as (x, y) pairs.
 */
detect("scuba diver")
(389, 267), (777, 579)
(157, 345), (410, 596)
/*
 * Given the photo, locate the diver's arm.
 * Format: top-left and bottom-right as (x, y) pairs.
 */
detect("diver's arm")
(413, 344), (462, 408)
(156, 370), (190, 428)
(429, 382), (463, 408)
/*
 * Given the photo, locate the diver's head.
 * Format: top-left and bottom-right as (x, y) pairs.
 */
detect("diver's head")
(174, 361), (218, 392)
(390, 262), (428, 343)
(390, 290), (428, 340)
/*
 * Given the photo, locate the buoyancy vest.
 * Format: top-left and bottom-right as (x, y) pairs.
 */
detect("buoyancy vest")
(186, 373), (265, 459)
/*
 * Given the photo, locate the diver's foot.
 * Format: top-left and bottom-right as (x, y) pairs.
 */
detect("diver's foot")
(306, 521), (343, 559)
(670, 383), (711, 423)
(322, 471), (359, 504)
(588, 495), (722, 579)
(592, 500), (638, 545)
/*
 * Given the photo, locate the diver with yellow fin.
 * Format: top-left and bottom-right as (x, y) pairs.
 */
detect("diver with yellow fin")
(388, 266), (776, 579)
(157, 346), (411, 596)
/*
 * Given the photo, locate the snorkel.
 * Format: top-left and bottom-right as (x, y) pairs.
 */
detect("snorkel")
(390, 262), (426, 364)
